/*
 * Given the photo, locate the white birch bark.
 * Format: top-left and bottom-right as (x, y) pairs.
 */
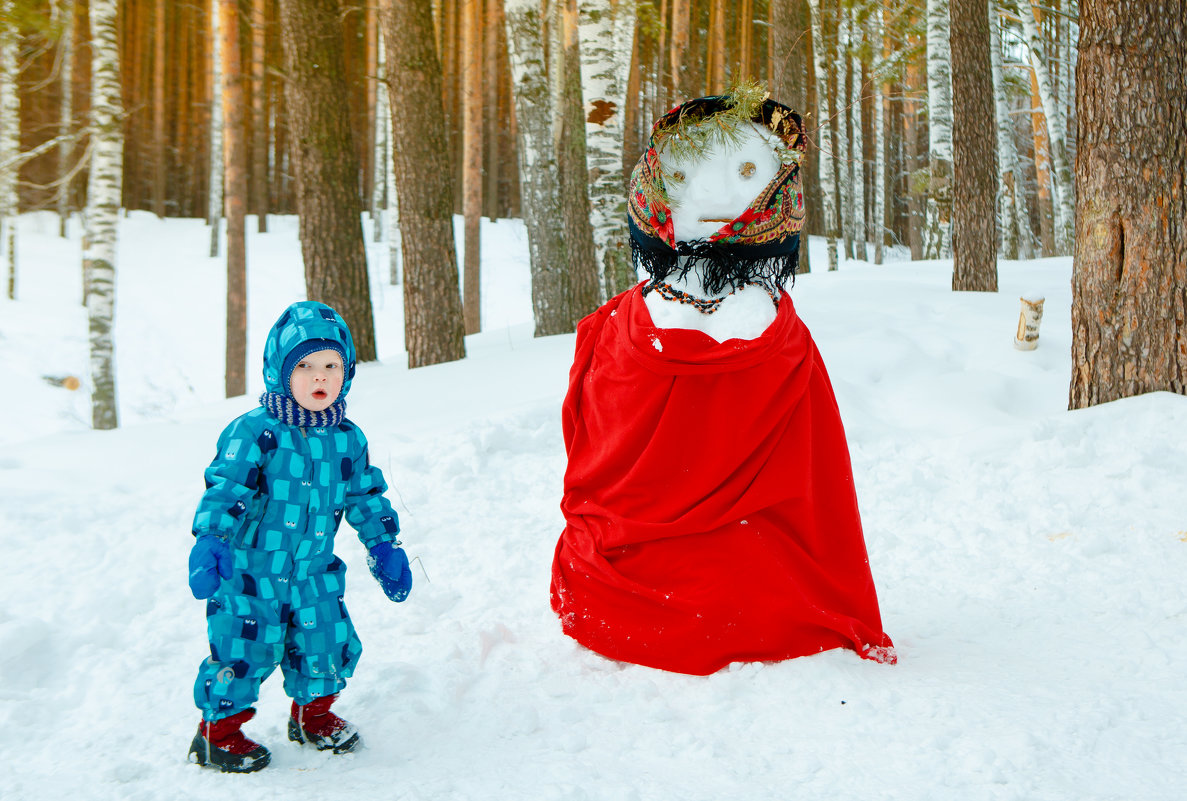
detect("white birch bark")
(838, 10), (854, 260)
(989, 0), (1021, 259)
(372, 30), (388, 243)
(374, 31), (401, 283)
(578, 0), (637, 300)
(0, 0), (19, 299)
(85, 0), (123, 430)
(850, 14), (866, 262)
(870, 3), (885, 265)
(57, 0), (75, 238)
(1020, 2), (1072, 254)
(505, 0), (575, 333)
(924, 0), (953, 259)
(806, 0), (838, 271)
(208, 0), (223, 257)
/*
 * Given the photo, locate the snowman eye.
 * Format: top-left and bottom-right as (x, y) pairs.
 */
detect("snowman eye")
(670, 170), (686, 184)
(740, 162), (756, 178)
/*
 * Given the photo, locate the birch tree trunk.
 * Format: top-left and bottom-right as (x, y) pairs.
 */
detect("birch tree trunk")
(1, 0), (19, 300)
(850, 13), (866, 262)
(1021, 2), (1073, 255)
(870, 2), (885, 265)
(85, 0), (123, 430)
(373, 30), (402, 285)
(578, 0), (637, 301)
(989, 2), (1021, 260)
(839, 9), (854, 260)
(1069, 1), (1187, 407)
(924, 0), (953, 259)
(950, 0), (998, 291)
(279, 0), (379, 362)
(461, 0), (482, 334)
(221, 0), (248, 396)
(807, 0), (838, 271)
(208, 0), (223, 257)
(57, 0), (75, 239)
(505, 0), (583, 335)
(379, 0), (466, 367)
(372, 28), (388, 244)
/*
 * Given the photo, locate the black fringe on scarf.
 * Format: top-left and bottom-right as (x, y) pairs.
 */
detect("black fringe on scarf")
(630, 217), (800, 298)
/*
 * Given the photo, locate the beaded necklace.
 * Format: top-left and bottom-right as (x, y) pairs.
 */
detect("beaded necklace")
(648, 280), (779, 314)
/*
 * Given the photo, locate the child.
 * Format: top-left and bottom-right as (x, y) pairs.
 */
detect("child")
(186, 301), (412, 772)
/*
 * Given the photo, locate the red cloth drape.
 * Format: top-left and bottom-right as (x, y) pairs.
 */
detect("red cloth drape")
(551, 285), (894, 675)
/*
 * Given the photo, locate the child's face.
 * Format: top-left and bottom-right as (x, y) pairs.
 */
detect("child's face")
(289, 349), (345, 412)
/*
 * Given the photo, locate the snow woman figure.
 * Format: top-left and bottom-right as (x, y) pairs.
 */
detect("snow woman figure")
(551, 88), (895, 675)
(185, 301), (412, 772)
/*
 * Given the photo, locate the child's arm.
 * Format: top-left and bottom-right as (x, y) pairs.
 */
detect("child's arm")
(192, 414), (270, 543)
(340, 423), (401, 550)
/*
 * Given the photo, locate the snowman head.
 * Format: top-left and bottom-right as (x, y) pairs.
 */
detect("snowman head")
(628, 88), (806, 296)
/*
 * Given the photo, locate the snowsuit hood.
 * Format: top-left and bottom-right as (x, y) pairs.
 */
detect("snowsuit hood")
(262, 302), (357, 401)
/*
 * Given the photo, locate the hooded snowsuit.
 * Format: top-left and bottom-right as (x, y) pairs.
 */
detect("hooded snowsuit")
(192, 302), (399, 720)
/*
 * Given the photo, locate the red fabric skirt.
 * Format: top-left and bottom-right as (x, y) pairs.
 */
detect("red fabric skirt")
(551, 285), (894, 675)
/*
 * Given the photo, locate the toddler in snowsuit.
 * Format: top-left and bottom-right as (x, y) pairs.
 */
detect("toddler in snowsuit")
(186, 301), (412, 773)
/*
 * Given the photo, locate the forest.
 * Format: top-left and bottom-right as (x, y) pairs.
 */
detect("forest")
(0, 0), (1183, 429)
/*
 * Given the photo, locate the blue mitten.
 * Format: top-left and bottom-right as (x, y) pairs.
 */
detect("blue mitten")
(368, 541), (412, 602)
(188, 535), (232, 599)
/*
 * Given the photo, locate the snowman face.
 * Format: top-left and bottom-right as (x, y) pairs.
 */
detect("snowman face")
(657, 121), (782, 244)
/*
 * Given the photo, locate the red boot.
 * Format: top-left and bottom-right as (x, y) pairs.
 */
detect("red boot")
(188, 708), (271, 773)
(288, 694), (361, 754)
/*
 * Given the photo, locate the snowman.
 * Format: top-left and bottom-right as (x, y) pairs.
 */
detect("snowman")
(551, 88), (895, 675)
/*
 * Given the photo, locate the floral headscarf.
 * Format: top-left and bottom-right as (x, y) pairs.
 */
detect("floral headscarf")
(628, 92), (807, 296)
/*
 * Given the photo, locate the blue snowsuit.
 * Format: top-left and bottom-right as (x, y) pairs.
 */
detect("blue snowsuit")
(192, 302), (399, 721)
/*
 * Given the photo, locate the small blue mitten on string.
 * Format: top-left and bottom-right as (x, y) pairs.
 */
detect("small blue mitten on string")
(368, 541), (412, 602)
(188, 535), (232, 599)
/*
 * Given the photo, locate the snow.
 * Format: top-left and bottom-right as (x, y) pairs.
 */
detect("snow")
(2, 211), (1186, 800)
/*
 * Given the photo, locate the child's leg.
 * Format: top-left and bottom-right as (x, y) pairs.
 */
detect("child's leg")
(194, 588), (287, 720)
(280, 557), (363, 705)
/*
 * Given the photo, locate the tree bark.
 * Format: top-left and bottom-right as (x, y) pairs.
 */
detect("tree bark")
(378, 0), (466, 367)
(924, 0), (953, 259)
(208, 0), (223, 257)
(462, 0), (482, 333)
(85, 0), (123, 430)
(806, 0), (838, 271)
(949, 0), (998, 292)
(578, 0), (637, 301)
(0, 0), (19, 300)
(221, 0), (248, 396)
(250, 0), (269, 232)
(279, 0), (379, 362)
(505, 0), (586, 336)
(1069, 1), (1187, 407)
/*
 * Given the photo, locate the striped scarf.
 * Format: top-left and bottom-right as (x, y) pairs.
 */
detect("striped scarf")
(259, 392), (346, 428)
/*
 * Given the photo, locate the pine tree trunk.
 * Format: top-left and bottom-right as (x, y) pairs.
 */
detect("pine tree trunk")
(1, 0), (20, 299)
(461, 0), (482, 334)
(1021, 1), (1073, 256)
(250, 0), (269, 232)
(279, 0), (379, 362)
(221, 0), (248, 396)
(85, 0), (123, 430)
(1069, 1), (1187, 407)
(378, 0), (466, 367)
(578, 0), (637, 301)
(924, 0), (953, 259)
(768, 0), (811, 273)
(208, 0), (223, 257)
(950, 0), (998, 292)
(152, 0), (166, 217)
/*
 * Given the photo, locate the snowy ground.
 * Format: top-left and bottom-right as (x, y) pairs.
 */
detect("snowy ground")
(1, 212), (1185, 800)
